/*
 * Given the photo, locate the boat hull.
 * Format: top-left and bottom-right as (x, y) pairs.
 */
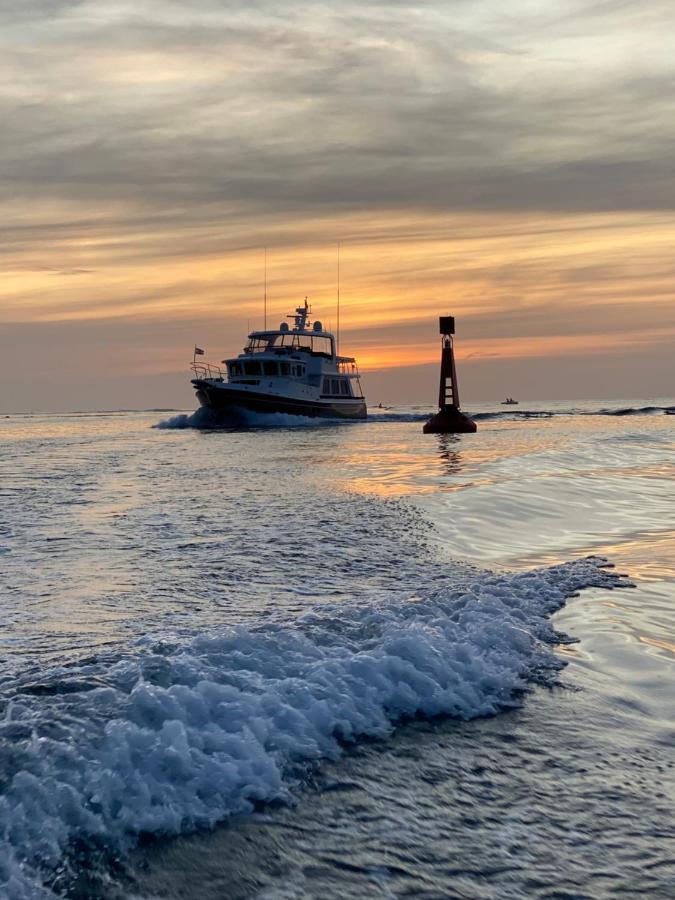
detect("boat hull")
(192, 380), (367, 420)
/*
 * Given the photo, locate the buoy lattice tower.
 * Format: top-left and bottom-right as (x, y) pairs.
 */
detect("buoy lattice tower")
(423, 315), (477, 434)
(437, 315), (460, 410)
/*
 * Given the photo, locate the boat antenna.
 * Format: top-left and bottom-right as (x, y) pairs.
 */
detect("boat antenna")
(336, 241), (341, 356)
(263, 246), (267, 330)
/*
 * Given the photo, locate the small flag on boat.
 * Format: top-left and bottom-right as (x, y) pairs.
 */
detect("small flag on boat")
(194, 346), (205, 355)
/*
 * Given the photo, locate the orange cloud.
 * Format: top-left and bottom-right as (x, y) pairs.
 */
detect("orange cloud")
(3, 208), (675, 386)
(355, 328), (675, 371)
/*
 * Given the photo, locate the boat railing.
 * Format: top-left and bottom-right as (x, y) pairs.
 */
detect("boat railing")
(191, 361), (225, 381)
(337, 358), (360, 377)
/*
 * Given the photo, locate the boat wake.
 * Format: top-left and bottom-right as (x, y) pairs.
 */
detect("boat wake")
(154, 407), (221, 428)
(154, 408), (346, 430)
(0, 557), (628, 898)
(155, 404), (675, 431)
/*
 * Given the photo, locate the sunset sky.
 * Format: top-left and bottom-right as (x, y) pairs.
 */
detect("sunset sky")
(2, 0), (674, 412)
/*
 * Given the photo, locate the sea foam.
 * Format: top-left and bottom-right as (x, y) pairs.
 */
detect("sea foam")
(0, 557), (626, 897)
(154, 407), (342, 430)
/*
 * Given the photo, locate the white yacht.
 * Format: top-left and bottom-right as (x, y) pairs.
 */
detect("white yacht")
(191, 300), (367, 420)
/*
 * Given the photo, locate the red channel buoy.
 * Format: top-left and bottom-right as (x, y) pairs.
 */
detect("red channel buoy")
(423, 316), (477, 434)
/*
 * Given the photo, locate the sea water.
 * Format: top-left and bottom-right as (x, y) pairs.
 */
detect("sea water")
(0, 401), (674, 898)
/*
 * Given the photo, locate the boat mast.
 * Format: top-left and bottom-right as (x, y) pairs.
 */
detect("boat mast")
(263, 247), (267, 330)
(337, 242), (341, 356)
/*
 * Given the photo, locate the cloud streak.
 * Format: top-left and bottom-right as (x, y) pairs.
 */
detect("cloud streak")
(2, 1), (675, 217)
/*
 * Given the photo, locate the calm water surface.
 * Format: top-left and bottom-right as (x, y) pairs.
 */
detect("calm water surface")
(0, 400), (674, 898)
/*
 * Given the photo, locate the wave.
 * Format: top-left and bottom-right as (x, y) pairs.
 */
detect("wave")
(155, 404), (675, 430)
(369, 406), (675, 424)
(154, 407), (355, 430)
(0, 557), (627, 898)
(367, 411), (430, 423)
(473, 405), (675, 421)
(472, 410), (555, 421)
(598, 405), (675, 417)
(155, 409), (439, 428)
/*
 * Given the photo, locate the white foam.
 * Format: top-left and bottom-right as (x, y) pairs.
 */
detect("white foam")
(154, 407), (343, 430)
(154, 407), (219, 429)
(0, 557), (626, 897)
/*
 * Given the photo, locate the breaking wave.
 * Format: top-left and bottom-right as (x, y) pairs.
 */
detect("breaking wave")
(154, 407), (221, 429)
(154, 408), (341, 430)
(0, 557), (627, 898)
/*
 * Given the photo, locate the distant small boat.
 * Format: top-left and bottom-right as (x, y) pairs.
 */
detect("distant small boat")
(501, 398), (519, 405)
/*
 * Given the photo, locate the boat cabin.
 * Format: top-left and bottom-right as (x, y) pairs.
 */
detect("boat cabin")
(220, 302), (364, 399)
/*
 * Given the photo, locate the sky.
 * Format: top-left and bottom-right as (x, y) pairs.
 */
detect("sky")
(1, 0), (674, 412)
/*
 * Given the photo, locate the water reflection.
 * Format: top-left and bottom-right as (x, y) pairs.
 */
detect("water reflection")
(332, 428), (472, 497)
(639, 635), (675, 656)
(519, 530), (675, 582)
(436, 434), (463, 477)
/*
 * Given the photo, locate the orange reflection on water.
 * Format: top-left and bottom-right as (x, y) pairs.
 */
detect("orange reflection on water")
(583, 532), (675, 582)
(639, 636), (675, 656)
(521, 531), (675, 582)
(331, 421), (573, 499)
(325, 431), (467, 498)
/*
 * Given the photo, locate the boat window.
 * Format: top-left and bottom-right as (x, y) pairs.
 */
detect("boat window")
(228, 362), (242, 376)
(244, 360), (262, 376)
(293, 335), (313, 351)
(246, 334), (278, 353)
(312, 336), (332, 356)
(340, 380), (350, 396)
(245, 332), (337, 356)
(276, 334), (305, 350)
(280, 362), (290, 376)
(322, 377), (330, 394)
(331, 379), (340, 395)
(263, 361), (278, 376)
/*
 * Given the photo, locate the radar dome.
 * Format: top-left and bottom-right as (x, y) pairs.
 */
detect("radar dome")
(313, 321), (323, 331)
(280, 322), (289, 332)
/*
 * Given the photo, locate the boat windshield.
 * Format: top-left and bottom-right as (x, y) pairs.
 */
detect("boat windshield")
(245, 333), (333, 356)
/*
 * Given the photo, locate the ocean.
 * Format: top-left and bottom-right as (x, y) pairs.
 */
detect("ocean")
(1, 400), (674, 899)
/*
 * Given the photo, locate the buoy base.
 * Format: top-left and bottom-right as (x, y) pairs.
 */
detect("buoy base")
(423, 407), (477, 434)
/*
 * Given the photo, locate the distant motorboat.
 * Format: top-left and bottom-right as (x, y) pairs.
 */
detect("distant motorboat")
(501, 398), (519, 405)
